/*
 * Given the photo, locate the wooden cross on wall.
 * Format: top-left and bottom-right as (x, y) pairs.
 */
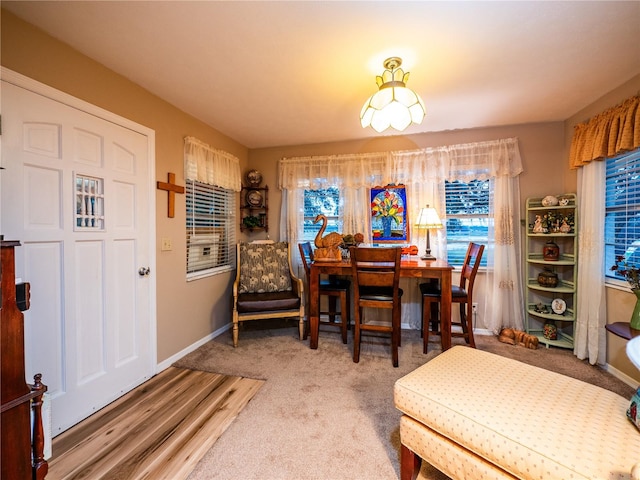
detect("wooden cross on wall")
(157, 172), (185, 218)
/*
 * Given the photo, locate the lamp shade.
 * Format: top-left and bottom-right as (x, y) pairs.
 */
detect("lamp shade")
(415, 206), (442, 229)
(361, 57), (426, 133)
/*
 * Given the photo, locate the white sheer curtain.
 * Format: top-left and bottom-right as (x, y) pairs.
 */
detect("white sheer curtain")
(184, 136), (242, 190)
(279, 138), (524, 330)
(574, 162), (607, 365)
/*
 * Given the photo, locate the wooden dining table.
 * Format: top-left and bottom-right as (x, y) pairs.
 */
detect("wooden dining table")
(308, 255), (454, 350)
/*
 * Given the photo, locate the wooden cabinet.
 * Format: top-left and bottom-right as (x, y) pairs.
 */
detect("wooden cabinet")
(524, 194), (578, 349)
(1, 240), (48, 480)
(240, 185), (269, 232)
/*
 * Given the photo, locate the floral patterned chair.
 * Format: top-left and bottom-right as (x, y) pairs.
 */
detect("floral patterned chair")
(232, 242), (304, 347)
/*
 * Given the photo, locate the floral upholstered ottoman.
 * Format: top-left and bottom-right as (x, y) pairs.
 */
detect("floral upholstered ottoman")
(394, 346), (640, 480)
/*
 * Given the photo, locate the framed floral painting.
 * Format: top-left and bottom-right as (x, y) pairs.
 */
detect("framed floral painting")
(370, 184), (409, 243)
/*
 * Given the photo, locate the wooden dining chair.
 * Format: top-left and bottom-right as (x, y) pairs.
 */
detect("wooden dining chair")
(298, 242), (351, 344)
(419, 242), (485, 353)
(349, 246), (403, 367)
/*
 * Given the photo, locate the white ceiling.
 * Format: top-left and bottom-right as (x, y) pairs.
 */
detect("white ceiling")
(4, 1), (640, 149)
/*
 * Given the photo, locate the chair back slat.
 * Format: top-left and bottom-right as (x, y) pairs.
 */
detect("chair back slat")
(349, 247), (401, 292)
(459, 242), (485, 291)
(298, 242), (314, 278)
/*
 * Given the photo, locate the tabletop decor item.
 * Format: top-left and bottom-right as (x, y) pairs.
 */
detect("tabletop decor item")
(542, 239), (559, 261)
(537, 267), (558, 288)
(543, 322), (558, 340)
(313, 214), (342, 261)
(541, 195), (559, 207)
(611, 255), (640, 329)
(551, 298), (567, 314)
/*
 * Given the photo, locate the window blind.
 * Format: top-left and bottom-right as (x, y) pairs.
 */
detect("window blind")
(302, 187), (341, 240)
(445, 180), (490, 266)
(605, 149), (640, 280)
(186, 180), (236, 277)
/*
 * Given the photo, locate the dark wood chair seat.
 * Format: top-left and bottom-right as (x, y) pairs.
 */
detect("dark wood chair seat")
(236, 291), (301, 313)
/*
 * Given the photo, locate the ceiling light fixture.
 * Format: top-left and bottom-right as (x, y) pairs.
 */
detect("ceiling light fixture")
(360, 57), (426, 133)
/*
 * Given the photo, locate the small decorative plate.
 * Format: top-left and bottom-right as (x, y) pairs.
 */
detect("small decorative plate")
(246, 189), (263, 207)
(551, 298), (566, 314)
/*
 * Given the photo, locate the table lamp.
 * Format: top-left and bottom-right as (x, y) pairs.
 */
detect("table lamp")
(415, 205), (443, 260)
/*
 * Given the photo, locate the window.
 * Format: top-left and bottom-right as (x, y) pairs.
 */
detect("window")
(302, 187), (341, 241)
(605, 149), (640, 284)
(186, 180), (236, 279)
(445, 180), (490, 266)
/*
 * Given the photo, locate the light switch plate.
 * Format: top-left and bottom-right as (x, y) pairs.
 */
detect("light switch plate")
(161, 237), (172, 251)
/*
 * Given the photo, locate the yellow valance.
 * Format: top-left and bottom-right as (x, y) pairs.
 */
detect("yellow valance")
(569, 95), (640, 168)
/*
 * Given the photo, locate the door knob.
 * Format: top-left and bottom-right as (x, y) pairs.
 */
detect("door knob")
(138, 267), (150, 277)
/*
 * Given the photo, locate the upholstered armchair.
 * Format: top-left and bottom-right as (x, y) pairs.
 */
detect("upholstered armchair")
(232, 242), (304, 347)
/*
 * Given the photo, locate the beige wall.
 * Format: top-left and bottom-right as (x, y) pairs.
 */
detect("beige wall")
(1, 10), (249, 363)
(564, 74), (640, 383)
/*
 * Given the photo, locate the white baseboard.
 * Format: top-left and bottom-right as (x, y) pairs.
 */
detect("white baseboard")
(604, 363), (640, 390)
(156, 323), (232, 372)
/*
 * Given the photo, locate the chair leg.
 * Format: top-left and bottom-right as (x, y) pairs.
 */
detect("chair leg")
(328, 296), (338, 323)
(422, 298), (430, 354)
(430, 303), (439, 334)
(298, 310), (305, 341)
(340, 291), (349, 344)
(463, 302), (476, 348)
(392, 308), (400, 368)
(353, 307), (362, 363)
(232, 320), (239, 348)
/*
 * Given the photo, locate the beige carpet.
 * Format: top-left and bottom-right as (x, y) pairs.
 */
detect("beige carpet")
(175, 321), (634, 480)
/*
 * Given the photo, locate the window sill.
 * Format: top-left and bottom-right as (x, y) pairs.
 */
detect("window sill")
(187, 265), (234, 282)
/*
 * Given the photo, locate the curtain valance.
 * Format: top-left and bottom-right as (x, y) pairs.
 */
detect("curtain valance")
(569, 95), (640, 169)
(184, 136), (242, 191)
(279, 137), (522, 189)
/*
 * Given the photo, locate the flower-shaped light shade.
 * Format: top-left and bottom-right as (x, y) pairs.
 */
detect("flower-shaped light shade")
(360, 57), (426, 133)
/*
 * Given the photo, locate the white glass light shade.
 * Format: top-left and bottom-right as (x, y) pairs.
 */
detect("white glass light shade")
(360, 57), (426, 133)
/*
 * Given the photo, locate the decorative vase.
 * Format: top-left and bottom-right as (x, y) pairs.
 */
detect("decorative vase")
(542, 240), (559, 261)
(381, 216), (393, 238)
(543, 322), (558, 340)
(631, 290), (640, 331)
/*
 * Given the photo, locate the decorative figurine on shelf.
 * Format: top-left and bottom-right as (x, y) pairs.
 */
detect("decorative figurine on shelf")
(559, 219), (571, 233)
(532, 215), (545, 233)
(313, 214), (342, 261)
(542, 195), (559, 207)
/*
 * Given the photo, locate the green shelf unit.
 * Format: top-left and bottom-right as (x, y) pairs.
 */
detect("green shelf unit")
(526, 278), (575, 293)
(524, 194), (578, 350)
(527, 303), (575, 322)
(528, 329), (575, 349)
(526, 253), (575, 265)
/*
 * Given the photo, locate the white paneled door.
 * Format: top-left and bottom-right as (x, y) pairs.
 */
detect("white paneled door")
(1, 71), (156, 435)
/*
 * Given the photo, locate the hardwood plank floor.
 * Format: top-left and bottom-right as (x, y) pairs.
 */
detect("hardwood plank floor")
(48, 367), (264, 480)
